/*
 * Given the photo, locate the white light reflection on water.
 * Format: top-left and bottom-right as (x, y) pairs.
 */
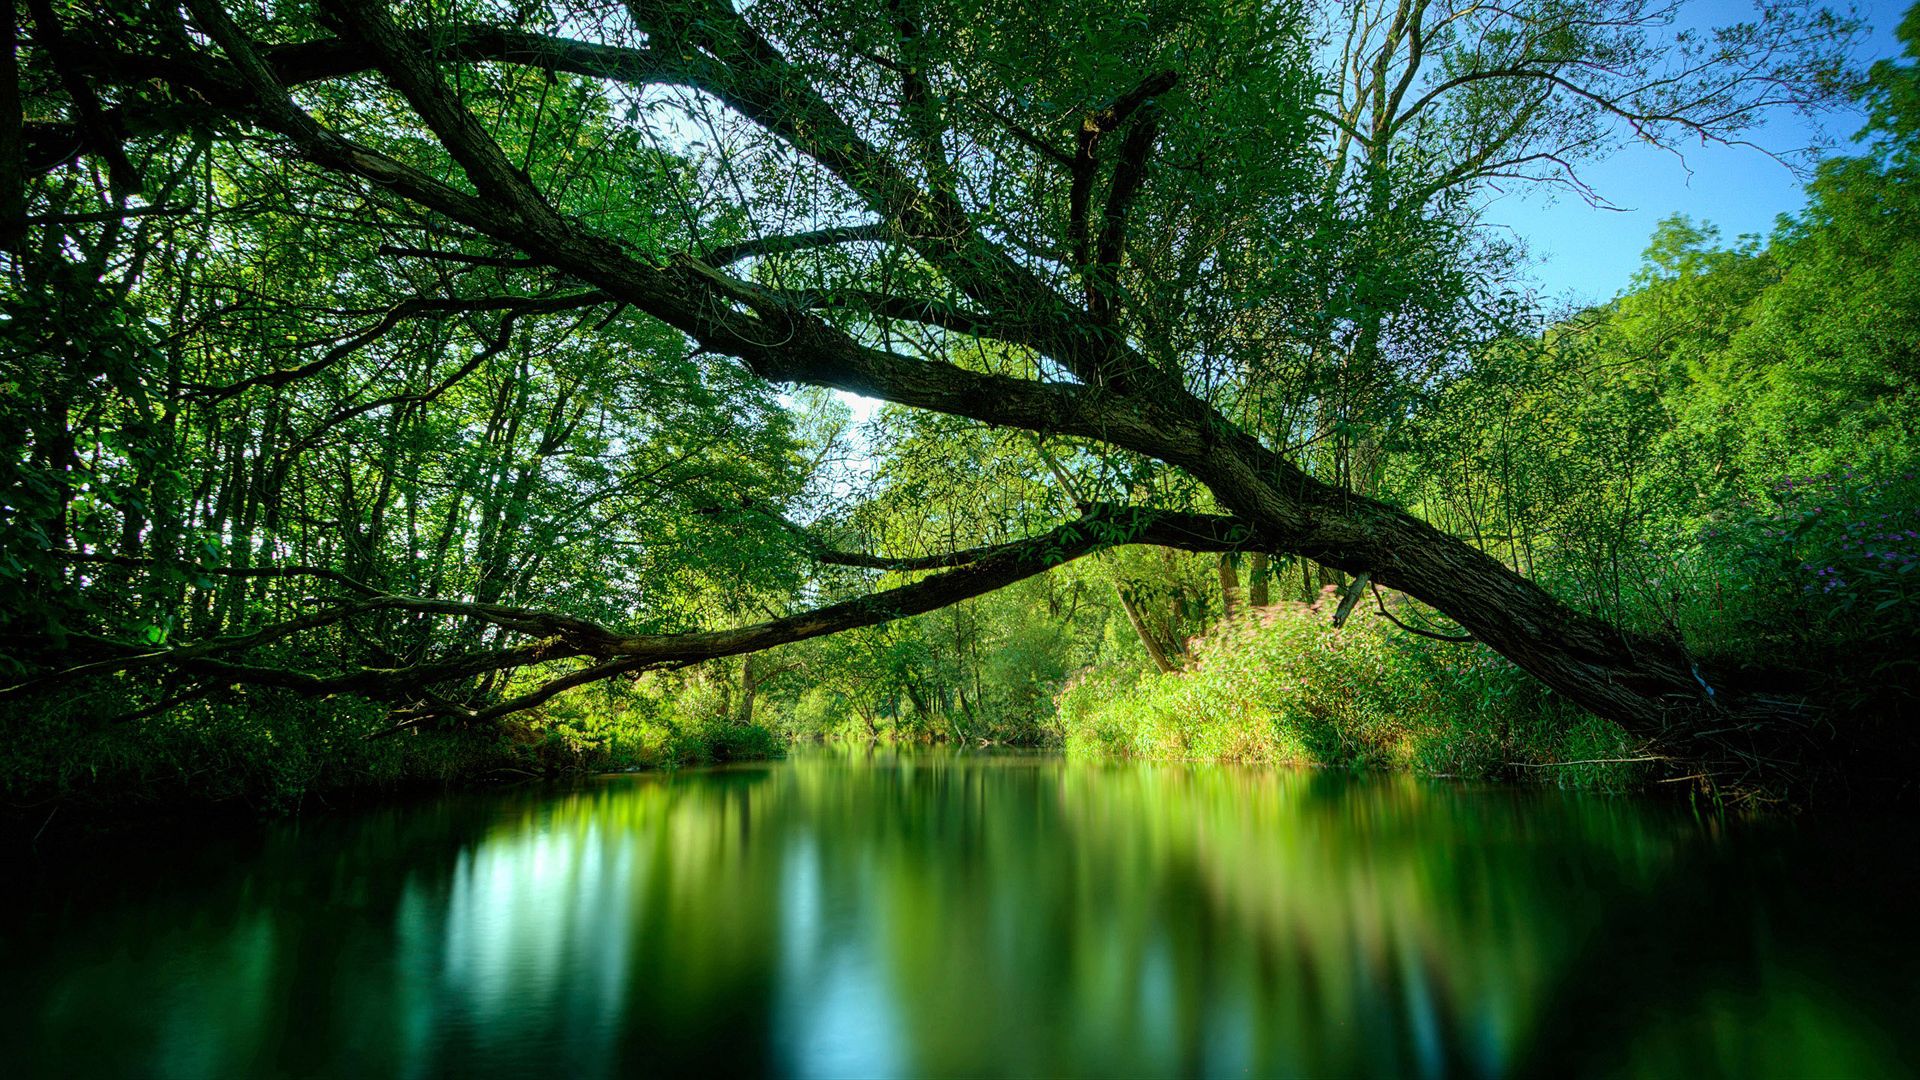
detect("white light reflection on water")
(773, 832), (906, 1078)
(425, 817), (640, 1075)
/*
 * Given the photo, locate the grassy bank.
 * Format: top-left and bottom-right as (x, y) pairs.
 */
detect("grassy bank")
(1058, 595), (1652, 791)
(1, 668), (780, 839)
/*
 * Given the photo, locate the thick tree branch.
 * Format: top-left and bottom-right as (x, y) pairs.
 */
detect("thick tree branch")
(9, 506), (1260, 721)
(745, 500), (1256, 572)
(1089, 99), (1165, 322)
(321, 0), (557, 220)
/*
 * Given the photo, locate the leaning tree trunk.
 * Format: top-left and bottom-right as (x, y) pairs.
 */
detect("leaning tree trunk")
(107, 0), (1832, 792)
(1155, 416), (1826, 787)
(1116, 582), (1178, 673)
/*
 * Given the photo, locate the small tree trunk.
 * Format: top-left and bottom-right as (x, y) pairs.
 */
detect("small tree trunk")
(1219, 552), (1244, 619)
(739, 655), (756, 727)
(1117, 583), (1177, 673)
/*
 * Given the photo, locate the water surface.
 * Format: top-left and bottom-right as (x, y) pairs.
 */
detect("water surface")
(6, 749), (1915, 1077)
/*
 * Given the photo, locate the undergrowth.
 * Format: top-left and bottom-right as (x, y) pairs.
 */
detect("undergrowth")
(1057, 593), (1652, 791)
(1, 665), (779, 831)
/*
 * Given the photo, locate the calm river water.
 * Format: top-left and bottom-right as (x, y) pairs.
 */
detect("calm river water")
(5, 749), (1917, 1077)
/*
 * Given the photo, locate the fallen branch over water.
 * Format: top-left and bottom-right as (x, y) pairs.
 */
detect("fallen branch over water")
(11, 505), (1265, 730)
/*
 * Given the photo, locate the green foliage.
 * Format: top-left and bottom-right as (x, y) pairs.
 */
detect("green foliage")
(1, 663), (783, 822)
(0, 0), (1908, 817)
(1393, 16), (1920, 718)
(521, 668), (783, 772)
(1, 686), (504, 817)
(767, 586), (1081, 746)
(1677, 471), (1920, 704)
(1059, 599), (1648, 791)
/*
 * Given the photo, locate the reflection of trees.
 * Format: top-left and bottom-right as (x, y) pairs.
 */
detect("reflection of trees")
(1042, 766), (1702, 1076)
(596, 752), (1709, 1076)
(1508, 817), (1920, 1077)
(14, 794), (511, 1075)
(14, 755), (1913, 1077)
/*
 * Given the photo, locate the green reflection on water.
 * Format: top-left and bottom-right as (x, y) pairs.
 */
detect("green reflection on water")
(6, 749), (1915, 1078)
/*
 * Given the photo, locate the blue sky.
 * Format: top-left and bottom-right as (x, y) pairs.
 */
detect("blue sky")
(1497, 0), (1911, 306)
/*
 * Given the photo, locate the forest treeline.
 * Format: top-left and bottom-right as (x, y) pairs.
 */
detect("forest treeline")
(1, 0), (1915, 820)
(800, 141), (1920, 793)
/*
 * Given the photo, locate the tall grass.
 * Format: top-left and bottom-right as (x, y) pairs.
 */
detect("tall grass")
(1057, 592), (1651, 791)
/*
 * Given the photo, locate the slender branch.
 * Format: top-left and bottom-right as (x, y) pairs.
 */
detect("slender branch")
(783, 287), (1006, 341)
(976, 101), (1075, 167)
(26, 203), (194, 225)
(267, 307), (526, 471)
(1509, 756), (1670, 768)
(1371, 581), (1473, 642)
(375, 243), (540, 268)
(192, 292), (606, 401)
(450, 656), (654, 729)
(10, 506), (1264, 724)
(697, 223), (890, 268)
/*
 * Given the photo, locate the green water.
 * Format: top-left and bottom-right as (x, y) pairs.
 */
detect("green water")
(5, 750), (1916, 1077)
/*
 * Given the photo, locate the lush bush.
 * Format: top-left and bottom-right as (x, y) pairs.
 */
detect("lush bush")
(1058, 594), (1650, 791)
(0, 685), (525, 820)
(512, 666), (783, 771)
(1715, 471), (1919, 655)
(1, 662), (783, 828)
(1607, 468), (1920, 708)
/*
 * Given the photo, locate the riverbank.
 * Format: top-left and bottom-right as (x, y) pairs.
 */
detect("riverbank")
(0, 686), (781, 846)
(1059, 600), (1665, 794)
(8, 586), (1901, 845)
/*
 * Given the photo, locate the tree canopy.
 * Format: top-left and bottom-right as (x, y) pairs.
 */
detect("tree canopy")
(6, 0), (1912, 800)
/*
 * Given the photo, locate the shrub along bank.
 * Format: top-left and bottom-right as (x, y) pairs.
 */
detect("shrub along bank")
(2, 666), (779, 839)
(1057, 594), (1651, 792)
